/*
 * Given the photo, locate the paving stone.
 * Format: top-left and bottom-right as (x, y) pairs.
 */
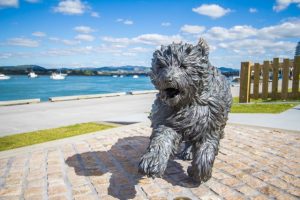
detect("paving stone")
(23, 186), (43, 198)
(0, 123), (299, 200)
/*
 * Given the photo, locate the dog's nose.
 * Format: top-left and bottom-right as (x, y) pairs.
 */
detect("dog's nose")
(165, 76), (172, 82)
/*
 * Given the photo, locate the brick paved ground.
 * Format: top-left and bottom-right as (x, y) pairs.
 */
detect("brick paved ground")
(0, 123), (299, 200)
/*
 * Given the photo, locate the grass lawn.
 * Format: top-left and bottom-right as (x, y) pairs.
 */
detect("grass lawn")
(232, 97), (300, 104)
(231, 97), (299, 113)
(0, 122), (116, 151)
(231, 103), (298, 113)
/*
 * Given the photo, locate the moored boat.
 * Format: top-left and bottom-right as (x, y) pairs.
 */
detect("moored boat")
(28, 72), (38, 78)
(0, 73), (10, 80)
(50, 72), (65, 80)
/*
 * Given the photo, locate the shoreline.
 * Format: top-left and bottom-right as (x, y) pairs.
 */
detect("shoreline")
(0, 87), (240, 106)
(0, 90), (159, 106)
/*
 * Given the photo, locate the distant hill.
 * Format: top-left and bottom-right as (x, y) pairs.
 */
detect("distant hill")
(0, 65), (48, 75)
(0, 65), (238, 76)
(218, 67), (239, 77)
(218, 67), (239, 72)
(0, 65), (150, 76)
(96, 66), (150, 72)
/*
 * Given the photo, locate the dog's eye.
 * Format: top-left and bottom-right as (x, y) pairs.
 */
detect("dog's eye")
(180, 64), (187, 69)
(157, 64), (165, 69)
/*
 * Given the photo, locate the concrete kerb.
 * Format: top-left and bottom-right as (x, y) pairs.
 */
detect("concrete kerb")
(0, 90), (158, 106)
(49, 92), (127, 102)
(0, 98), (40, 106)
(227, 122), (300, 135)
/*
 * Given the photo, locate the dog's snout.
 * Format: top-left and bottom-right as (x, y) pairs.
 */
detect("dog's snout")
(165, 76), (172, 82)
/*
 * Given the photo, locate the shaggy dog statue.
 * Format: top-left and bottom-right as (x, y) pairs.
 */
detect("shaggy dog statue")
(138, 38), (232, 183)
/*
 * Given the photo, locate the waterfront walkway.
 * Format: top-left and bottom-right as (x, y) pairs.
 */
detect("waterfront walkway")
(0, 123), (299, 200)
(0, 94), (155, 136)
(1, 93), (300, 137)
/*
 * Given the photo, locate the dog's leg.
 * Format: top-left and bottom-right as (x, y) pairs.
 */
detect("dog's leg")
(177, 141), (193, 160)
(138, 125), (180, 177)
(187, 135), (220, 183)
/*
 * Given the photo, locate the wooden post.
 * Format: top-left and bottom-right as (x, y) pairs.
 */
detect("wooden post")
(262, 61), (269, 100)
(292, 56), (300, 99)
(239, 62), (251, 103)
(281, 59), (289, 100)
(272, 58), (279, 99)
(253, 63), (260, 99)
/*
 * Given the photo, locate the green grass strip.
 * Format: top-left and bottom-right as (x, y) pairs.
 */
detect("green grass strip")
(232, 97), (300, 104)
(231, 103), (298, 113)
(0, 122), (116, 151)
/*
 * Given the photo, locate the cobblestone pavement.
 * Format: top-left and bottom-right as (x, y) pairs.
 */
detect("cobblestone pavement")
(0, 123), (299, 200)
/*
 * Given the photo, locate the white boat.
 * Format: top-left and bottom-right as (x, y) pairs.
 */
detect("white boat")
(112, 75), (118, 78)
(120, 75), (124, 78)
(133, 75), (139, 78)
(50, 72), (65, 80)
(231, 76), (240, 87)
(28, 72), (38, 78)
(0, 73), (10, 80)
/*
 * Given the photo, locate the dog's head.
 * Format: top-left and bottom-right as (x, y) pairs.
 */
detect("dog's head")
(150, 38), (210, 107)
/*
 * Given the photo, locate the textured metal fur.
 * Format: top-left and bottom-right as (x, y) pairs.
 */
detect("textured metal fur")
(138, 38), (232, 183)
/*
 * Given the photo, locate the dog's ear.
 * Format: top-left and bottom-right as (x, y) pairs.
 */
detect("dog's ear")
(196, 38), (209, 59)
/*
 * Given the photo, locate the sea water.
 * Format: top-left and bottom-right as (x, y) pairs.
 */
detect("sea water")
(0, 75), (154, 101)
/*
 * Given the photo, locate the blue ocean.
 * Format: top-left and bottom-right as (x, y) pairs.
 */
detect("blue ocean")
(0, 75), (154, 101)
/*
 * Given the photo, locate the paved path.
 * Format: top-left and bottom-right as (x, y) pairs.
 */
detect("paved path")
(0, 123), (299, 200)
(0, 94), (155, 136)
(228, 104), (300, 132)
(1, 92), (300, 137)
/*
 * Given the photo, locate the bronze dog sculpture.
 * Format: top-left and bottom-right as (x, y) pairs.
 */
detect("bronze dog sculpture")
(138, 38), (232, 183)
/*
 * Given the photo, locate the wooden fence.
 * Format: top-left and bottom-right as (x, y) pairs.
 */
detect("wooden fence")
(239, 56), (300, 103)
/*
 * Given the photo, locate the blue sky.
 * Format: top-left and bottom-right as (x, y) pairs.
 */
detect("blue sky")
(0, 0), (299, 69)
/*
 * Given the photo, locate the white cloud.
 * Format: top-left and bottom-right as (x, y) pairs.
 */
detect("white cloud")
(53, 0), (86, 15)
(7, 37), (39, 47)
(102, 34), (182, 46)
(249, 8), (257, 13)
(75, 34), (95, 42)
(259, 20), (300, 39)
(218, 39), (295, 56)
(49, 37), (80, 45)
(204, 25), (257, 41)
(273, 0), (300, 12)
(74, 26), (95, 34)
(180, 25), (205, 34)
(32, 31), (46, 37)
(0, 0), (18, 8)
(123, 20), (133, 25)
(116, 18), (134, 25)
(130, 47), (151, 53)
(192, 4), (231, 19)
(203, 20), (300, 41)
(91, 11), (100, 18)
(49, 37), (60, 41)
(161, 22), (171, 27)
(102, 37), (131, 45)
(135, 34), (182, 45)
(0, 53), (12, 59)
(62, 39), (80, 45)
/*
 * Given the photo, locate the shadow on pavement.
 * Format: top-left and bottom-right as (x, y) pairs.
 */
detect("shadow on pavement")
(66, 136), (197, 200)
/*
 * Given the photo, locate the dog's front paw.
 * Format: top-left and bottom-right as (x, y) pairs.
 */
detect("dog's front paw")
(187, 165), (212, 183)
(177, 150), (193, 160)
(138, 151), (168, 178)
